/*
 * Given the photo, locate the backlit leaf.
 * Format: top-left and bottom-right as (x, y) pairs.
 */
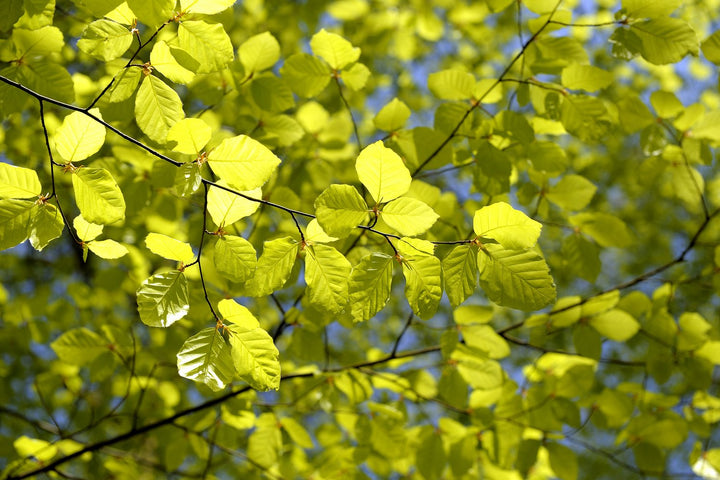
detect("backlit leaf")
(72, 167), (126, 225)
(54, 110), (106, 163)
(314, 184), (369, 238)
(214, 235), (257, 283)
(0, 163), (41, 199)
(51, 328), (108, 365)
(304, 244), (352, 314)
(478, 244), (556, 311)
(245, 237), (299, 297)
(310, 29), (360, 70)
(77, 19), (133, 62)
(428, 69), (475, 100)
(374, 97), (411, 131)
(207, 182), (261, 227)
(137, 271), (190, 327)
(145, 232), (195, 264)
(280, 53), (331, 97)
(381, 197), (438, 237)
(166, 118), (212, 154)
(86, 239), (128, 259)
(0, 199), (33, 250)
(227, 323), (280, 391)
(630, 18), (698, 65)
(177, 327), (235, 391)
(135, 75), (185, 144)
(28, 203), (63, 251)
(356, 140), (412, 204)
(239, 31), (280, 74)
(348, 252), (394, 323)
(442, 244), (478, 308)
(207, 135), (281, 191)
(473, 202), (541, 250)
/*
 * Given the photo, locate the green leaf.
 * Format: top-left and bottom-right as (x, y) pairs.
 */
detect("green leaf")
(135, 75), (185, 144)
(227, 322), (281, 391)
(245, 237), (299, 297)
(650, 90), (683, 118)
(545, 174), (597, 211)
(381, 197), (438, 237)
(569, 212), (634, 248)
(310, 29), (360, 70)
(374, 97), (411, 131)
(342, 62), (370, 91)
(250, 74), (295, 113)
(207, 182), (261, 227)
(218, 299), (259, 329)
(5, 59), (75, 105)
(13, 436), (57, 462)
(166, 118), (211, 155)
(347, 252), (394, 323)
(72, 167), (126, 224)
(589, 309), (640, 341)
(428, 69), (475, 100)
(54, 109), (106, 163)
(214, 235), (257, 283)
(356, 140), (412, 204)
(629, 18), (699, 65)
(238, 31), (280, 74)
(86, 239), (128, 259)
(622, 0), (681, 19)
(0, 199), (34, 249)
(477, 244), (556, 311)
(77, 19), (133, 62)
(145, 232), (195, 264)
(150, 41), (198, 85)
(701, 30), (720, 65)
(677, 312), (711, 351)
(12, 26), (64, 57)
(28, 203), (63, 251)
(402, 248), (442, 319)
(180, 0), (237, 15)
(560, 94), (611, 142)
(51, 328), (108, 365)
(73, 215), (102, 242)
(207, 135), (281, 191)
(104, 66), (141, 103)
(247, 413), (282, 468)
(561, 64), (613, 92)
(314, 184), (368, 238)
(474, 141), (512, 195)
(460, 324), (510, 359)
(416, 429), (446, 480)
(451, 345), (503, 389)
(473, 202), (541, 250)
(137, 271), (190, 327)
(527, 141), (568, 175)
(127, 0), (175, 27)
(280, 417), (314, 448)
(280, 53), (331, 97)
(304, 244), (352, 314)
(547, 442), (578, 480)
(0, 162), (41, 199)
(561, 234), (601, 282)
(177, 327), (235, 392)
(178, 20), (234, 73)
(442, 244), (478, 308)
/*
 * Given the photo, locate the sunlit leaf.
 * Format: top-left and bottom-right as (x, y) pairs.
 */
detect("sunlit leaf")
(137, 271), (190, 327)
(177, 327), (235, 391)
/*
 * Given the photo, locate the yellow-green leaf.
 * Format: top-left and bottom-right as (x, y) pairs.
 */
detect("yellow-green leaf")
(137, 271), (190, 327)
(374, 97), (411, 132)
(245, 237), (299, 297)
(0, 162), (41, 199)
(166, 118), (212, 155)
(428, 69), (475, 100)
(72, 167), (126, 225)
(218, 299), (259, 329)
(239, 31), (280, 74)
(478, 244), (556, 311)
(135, 75), (185, 144)
(279, 53), (331, 97)
(178, 20), (234, 73)
(356, 140), (411, 204)
(0, 199), (33, 250)
(442, 244), (478, 308)
(310, 29), (360, 70)
(207, 135), (281, 191)
(348, 252), (394, 323)
(180, 0), (237, 15)
(630, 18), (699, 65)
(127, 0), (175, 27)
(214, 235), (257, 283)
(28, 203), (63, 251)
(73, 215), (103, 242)
(473, 202), (541, 250)
(589, 309), (640, 342)
(304, 244), (352, 314)
(561, 64), (613, 92)
(77, 19), (133, 62)
(50, 328), (108, 365)
(150, 41), (197, 85)
(207, 181), (261, 227)
(545, 174), (597, 211)
(145, 232), (195, 264)
(314, 184), (369, 238)
(54, 109), (106, 163)
(402, 246), (442, 320)
(381, 197), (438, 237)
(177, 327), (235, 391)
(87, 239), (128, 259)
(227, 323), (280, 391)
